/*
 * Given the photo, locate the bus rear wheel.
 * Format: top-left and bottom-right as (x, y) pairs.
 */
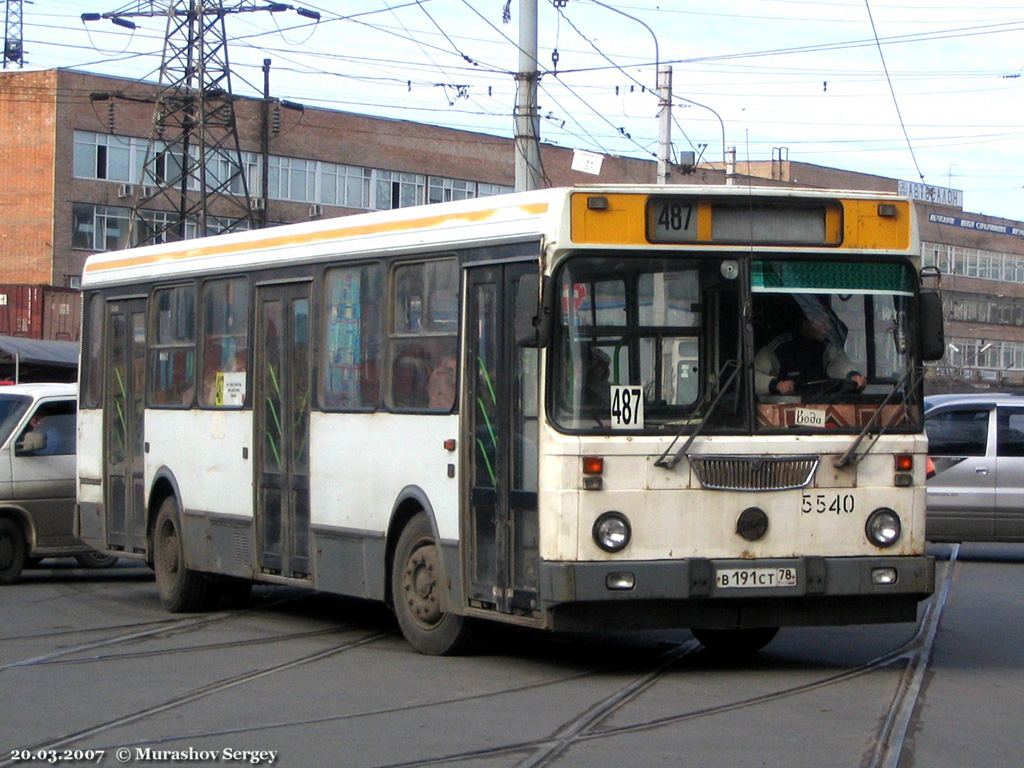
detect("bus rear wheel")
(392, 513), (475, 655)
(153, 498), (214, 612)
(0, 518), (27, 585)
(692, 627), (779, 655)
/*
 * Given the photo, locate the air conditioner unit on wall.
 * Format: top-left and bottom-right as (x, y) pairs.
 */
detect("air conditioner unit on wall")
(117, 184), (135, 198)
(250, 199), (265, 211)
(308, 204), (323, 218)
(141, 186), (156, 197)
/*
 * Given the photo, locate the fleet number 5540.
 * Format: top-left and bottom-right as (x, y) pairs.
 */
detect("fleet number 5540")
(801, 492), (855, 515)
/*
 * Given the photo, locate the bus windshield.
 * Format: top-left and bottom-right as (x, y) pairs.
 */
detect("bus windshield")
(751, 259), (920, 432)
(550, 255), (922, 435)
(550, 253), (745, 433)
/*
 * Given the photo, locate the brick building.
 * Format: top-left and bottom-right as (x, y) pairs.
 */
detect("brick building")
(1, 67), (1022, 390)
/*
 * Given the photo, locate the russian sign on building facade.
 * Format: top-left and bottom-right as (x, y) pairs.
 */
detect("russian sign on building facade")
(898, 180), (963, 208)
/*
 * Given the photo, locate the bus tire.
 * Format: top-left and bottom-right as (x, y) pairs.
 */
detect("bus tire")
(692, 626), (779, 655)
(0, 517), (27, 586)
(392, 512), (475, 655)
(153, 498), (214, 612)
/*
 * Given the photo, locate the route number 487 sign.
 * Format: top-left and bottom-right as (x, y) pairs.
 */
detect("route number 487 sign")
(610, 385), (644, 429)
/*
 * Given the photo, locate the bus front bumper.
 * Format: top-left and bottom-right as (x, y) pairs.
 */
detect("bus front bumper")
(539, 555), (935, 631)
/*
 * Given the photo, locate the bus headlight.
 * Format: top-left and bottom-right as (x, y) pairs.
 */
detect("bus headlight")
(865, 508), (901, 548)
(593, 512), (631, 553)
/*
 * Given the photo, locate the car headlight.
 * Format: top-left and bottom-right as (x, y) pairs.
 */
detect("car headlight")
(865, 508), (901, 548)
(592, 511), (631, 553)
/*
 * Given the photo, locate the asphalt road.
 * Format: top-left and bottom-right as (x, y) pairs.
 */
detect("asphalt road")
(1, 542), (1021, 768)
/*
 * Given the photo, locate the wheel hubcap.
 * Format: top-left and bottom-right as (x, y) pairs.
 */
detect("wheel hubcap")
(402, 541), (442, 627)
(159, 522), (179, 575)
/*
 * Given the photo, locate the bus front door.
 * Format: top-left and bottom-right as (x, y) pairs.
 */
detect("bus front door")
(254, 283), (312, 579)
(104, 298), (146, 554)
(465, 264), (540, 616)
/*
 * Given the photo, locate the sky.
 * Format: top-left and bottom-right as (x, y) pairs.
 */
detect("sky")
(11, 0), (1024, 220)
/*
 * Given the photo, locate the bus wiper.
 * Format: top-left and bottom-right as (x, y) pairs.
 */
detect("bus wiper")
(833, 367), (920, 468)
(655, 359), (740, 470)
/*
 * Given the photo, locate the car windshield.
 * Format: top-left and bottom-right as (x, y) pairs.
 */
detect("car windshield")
(0, 394), (32, 446)
(549, 253), (745, 433)
(752, 259), (921, 432)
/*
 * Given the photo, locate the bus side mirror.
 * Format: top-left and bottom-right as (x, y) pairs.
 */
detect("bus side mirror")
(515, 274), (552, 348)
(918, 290), (945, 362)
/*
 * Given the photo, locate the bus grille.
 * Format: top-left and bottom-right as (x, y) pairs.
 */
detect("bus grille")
(690, 455), (818, 491)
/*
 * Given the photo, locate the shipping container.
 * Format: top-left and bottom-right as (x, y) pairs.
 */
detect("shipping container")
(0, 284), (81, 341)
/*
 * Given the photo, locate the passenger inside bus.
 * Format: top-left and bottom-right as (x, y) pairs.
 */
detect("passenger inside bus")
(427, 354), (457, 410)
(754, 298), (866, 396)
(583, 346), (611, 406)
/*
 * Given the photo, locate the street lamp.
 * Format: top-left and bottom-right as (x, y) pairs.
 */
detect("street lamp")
(948, 341), (993, 379)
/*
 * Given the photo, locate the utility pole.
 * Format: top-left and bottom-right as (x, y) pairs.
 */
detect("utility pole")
(83, 1), (319, 245)
(657, 64), (672, 184)
(3, 0), (24, 68)
(514, 0), (541, 192)
(260, 57), (271, 228)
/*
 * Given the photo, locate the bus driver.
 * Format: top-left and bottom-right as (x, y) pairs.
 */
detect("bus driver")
(754, 305), (867, 396)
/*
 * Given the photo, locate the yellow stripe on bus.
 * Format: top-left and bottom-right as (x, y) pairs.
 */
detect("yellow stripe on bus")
(85, 202), (550, 274)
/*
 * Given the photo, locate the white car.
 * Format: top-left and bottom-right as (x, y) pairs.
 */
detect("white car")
(0, 382), (117, 584)
(925, 393), (1024, 542)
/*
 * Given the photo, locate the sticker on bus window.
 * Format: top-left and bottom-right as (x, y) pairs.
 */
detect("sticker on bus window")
(215, 371), (246, 407)
(610, 386), (644, 430)
(794, 407), (825, 428)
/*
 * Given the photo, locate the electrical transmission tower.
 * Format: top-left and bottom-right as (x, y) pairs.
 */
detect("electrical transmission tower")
(3, 0), (24, 68)
(84, 1), (318, 245)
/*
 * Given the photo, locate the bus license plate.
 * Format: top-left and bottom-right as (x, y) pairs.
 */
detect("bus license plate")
(716, 567), (797, 589)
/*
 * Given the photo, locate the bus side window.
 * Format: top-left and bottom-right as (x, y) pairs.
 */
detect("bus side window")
(388, 259), (458, 412)
(149, 284), (196, 407)
(200, 277), (249, 408)
(323, 264), (383, 410)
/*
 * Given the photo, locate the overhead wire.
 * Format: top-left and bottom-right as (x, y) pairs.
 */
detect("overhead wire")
(863, 0), (925, 182)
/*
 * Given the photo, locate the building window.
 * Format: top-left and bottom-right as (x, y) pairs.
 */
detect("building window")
(320, 162), (372, 209)
(72, 203), (131, 251)
(427, 177), (475, 204)
(374, 170), (425, 210)
(476, 182), (513, 197)
(268, 156), (316, 202)
(73, 131), (155, 183)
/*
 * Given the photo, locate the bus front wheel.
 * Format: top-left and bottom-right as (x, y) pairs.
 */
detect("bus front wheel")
(692, 626), (779, 655)
(391, 513), (476, 655)
(153, 498), (214, 612)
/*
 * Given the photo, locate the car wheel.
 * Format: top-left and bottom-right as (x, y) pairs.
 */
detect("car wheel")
(391, 512), (476, 655)
(74, 550), (119, 569)
(153, 498), (214, 612)
(0, 518), (27, 586)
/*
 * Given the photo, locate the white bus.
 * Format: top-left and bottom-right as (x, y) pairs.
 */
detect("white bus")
(76, 186), (945, 654)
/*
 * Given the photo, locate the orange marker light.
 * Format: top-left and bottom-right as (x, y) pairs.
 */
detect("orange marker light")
(582, 456), (604, 476)
(895, 455), (913, 472)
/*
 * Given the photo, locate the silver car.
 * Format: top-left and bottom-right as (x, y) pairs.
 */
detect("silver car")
(924, 393), (1024, 542)
(0, 382), (117, 584)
